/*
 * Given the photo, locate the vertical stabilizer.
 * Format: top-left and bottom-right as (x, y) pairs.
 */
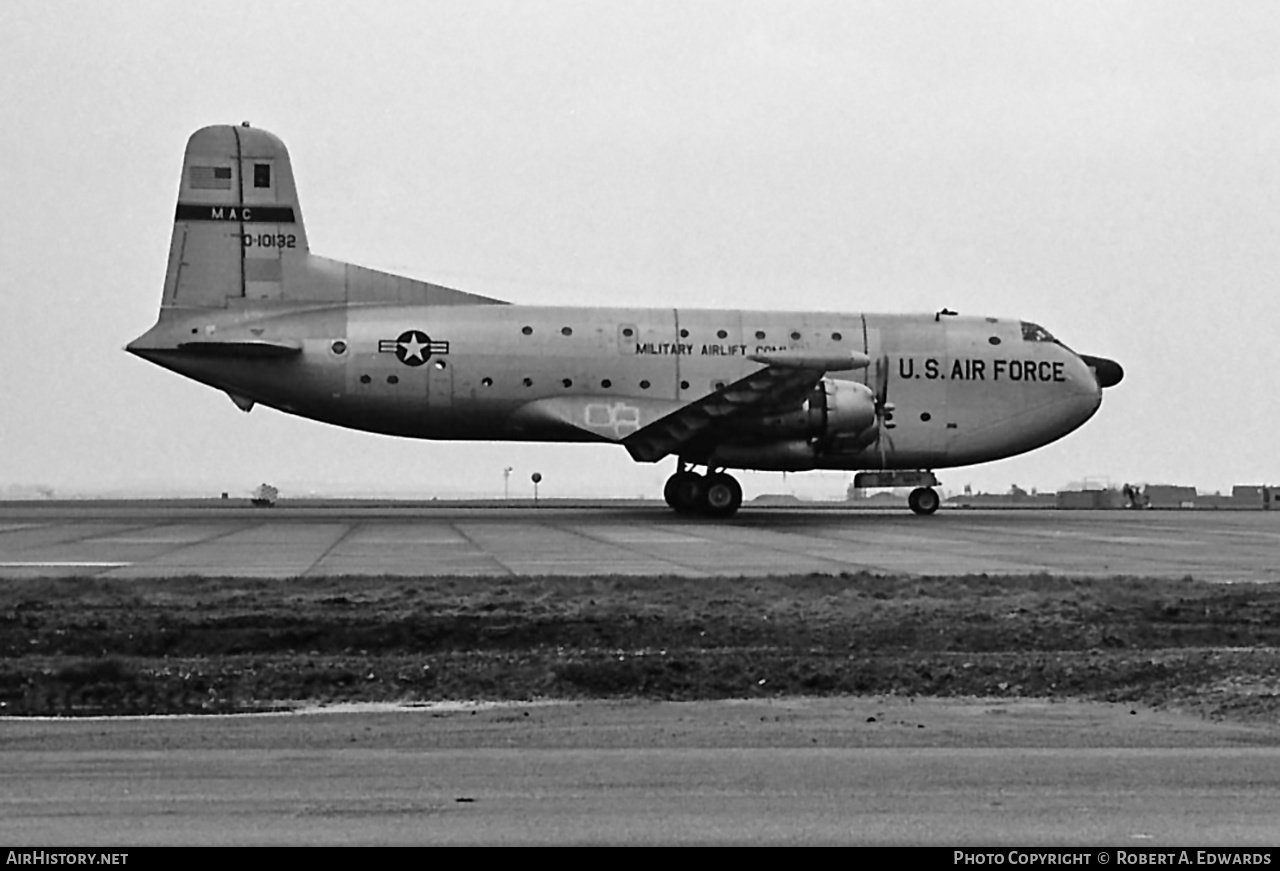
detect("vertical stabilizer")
(152, 124), (505, 314)
(163, 124), (313, 308)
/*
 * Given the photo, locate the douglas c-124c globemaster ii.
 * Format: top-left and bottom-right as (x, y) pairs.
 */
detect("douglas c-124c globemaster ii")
(128, 124), (1123, 517)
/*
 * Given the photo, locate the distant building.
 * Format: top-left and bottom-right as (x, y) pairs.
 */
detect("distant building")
(1144, 485), (1199, 509)
(946, 486), (1056, 509)
(1232, 485), (1277, 510)
(1056, 488), (1124, 509)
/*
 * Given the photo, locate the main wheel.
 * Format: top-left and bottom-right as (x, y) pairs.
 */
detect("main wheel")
(702, 472), (743, 518)
(908, 487), (940, 516)
(664, 471), (705, 514)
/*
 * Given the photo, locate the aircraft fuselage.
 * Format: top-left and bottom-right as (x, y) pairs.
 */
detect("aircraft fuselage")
(130, 302), (1103, 472)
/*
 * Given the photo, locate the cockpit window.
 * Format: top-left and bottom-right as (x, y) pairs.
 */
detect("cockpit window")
(1020, 321), (1076, 353)
(1020, 322), (1056, 343)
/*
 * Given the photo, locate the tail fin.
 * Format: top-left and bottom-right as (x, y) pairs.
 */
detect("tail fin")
(164, 124), (312, 307)
(163, 124), (503, 309)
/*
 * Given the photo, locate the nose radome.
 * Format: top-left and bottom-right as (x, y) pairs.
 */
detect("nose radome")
(1080, 355), (1124, 389)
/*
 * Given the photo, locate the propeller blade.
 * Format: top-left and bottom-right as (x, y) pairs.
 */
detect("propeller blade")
(875, 355), (889, 408)
(875, 354), (891, 469)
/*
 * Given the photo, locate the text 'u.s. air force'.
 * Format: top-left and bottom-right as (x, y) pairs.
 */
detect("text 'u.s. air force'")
(902, 357), (1066, 382)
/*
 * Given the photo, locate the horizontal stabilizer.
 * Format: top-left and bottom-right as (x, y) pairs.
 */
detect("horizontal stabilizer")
(174, 339), (302, 357)
(746, 350), (870, 371)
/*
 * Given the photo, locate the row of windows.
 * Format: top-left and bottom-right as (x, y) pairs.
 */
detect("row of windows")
(517, 325), (1021, 347)
(520, 325), (843, 342)
(340, 333), (1005, 357)
(358, 372), (728, 392)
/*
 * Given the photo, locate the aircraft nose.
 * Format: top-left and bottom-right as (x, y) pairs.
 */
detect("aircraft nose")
(1079, 355), (1123, 389)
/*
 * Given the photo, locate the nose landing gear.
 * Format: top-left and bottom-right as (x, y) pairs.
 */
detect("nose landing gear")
(663, 464), (743, 518)
(853, 470), (942, 516)
(907, 486), (940, 516)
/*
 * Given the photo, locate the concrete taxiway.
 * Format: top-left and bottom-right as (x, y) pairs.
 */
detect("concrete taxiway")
(0, 502), (1276, 580)
(3, 504), (1279, 845)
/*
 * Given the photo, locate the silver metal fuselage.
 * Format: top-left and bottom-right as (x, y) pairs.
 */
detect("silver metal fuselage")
(130, 302), (1103, 472)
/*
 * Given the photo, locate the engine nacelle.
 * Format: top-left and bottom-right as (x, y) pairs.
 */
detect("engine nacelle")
(739, 377), (877, 440)
(705, 379), (878, 471)
(821, 378), (878, 435)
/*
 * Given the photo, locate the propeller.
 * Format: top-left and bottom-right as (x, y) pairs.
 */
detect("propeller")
(873, 355), (895, 469)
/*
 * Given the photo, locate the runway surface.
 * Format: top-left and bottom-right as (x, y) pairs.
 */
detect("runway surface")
(4, 698), (1280, 846)
(4, 502), (1278, 845)
(0, 502), (1276, 580)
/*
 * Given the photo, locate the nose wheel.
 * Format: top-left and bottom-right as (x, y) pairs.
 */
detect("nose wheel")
(908, 487), (940, 515)
(664, 467), (743, 518)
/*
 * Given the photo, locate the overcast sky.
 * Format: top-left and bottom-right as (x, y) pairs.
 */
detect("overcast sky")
(2, 1), (1278, 499)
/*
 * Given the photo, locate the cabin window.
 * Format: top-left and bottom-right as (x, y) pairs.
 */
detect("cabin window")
(434, 360), (446, 370)
(831, 332), (842, 341)
(680, 380), (689, 390)
(562, 378), (572, 388)
(522, 326), (533, 335)
(640, 380), (650, 389)
(989, 337), (1002, 345)
(790, 331), (801, 341)
(921, 412), (932, 422)
(680, 328), (689, 338)
(755, 330), (766, 340)
(330, 340), (347, 355)
(716, 329), (727, 339)
(561, 327), (572, 336)
(601, 378), (611, 388)
(481, 377), (493, 387)
(359, 375), (371, 384)
(253, 164), (271, 188)
(522, 377), (533, 387)
(622, 327), (634, 338)
(387, 375), (399, 385)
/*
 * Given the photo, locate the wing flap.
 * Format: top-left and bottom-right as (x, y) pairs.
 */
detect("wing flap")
(622, 365), (832, 463)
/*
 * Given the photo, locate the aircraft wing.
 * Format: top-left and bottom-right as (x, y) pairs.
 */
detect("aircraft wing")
(622, 350), (870, 462)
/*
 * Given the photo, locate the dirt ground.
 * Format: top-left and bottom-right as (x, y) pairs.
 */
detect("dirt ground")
(2, 572), (1278, 722)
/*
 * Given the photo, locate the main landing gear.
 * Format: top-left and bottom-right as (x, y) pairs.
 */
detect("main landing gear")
(664, 465), (743, 518)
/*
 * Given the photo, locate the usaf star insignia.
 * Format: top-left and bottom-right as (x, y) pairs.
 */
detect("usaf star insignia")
(378, 330), (450, 366)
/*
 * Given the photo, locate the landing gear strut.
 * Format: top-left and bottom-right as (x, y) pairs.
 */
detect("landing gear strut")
(663, 464), (743, 518)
